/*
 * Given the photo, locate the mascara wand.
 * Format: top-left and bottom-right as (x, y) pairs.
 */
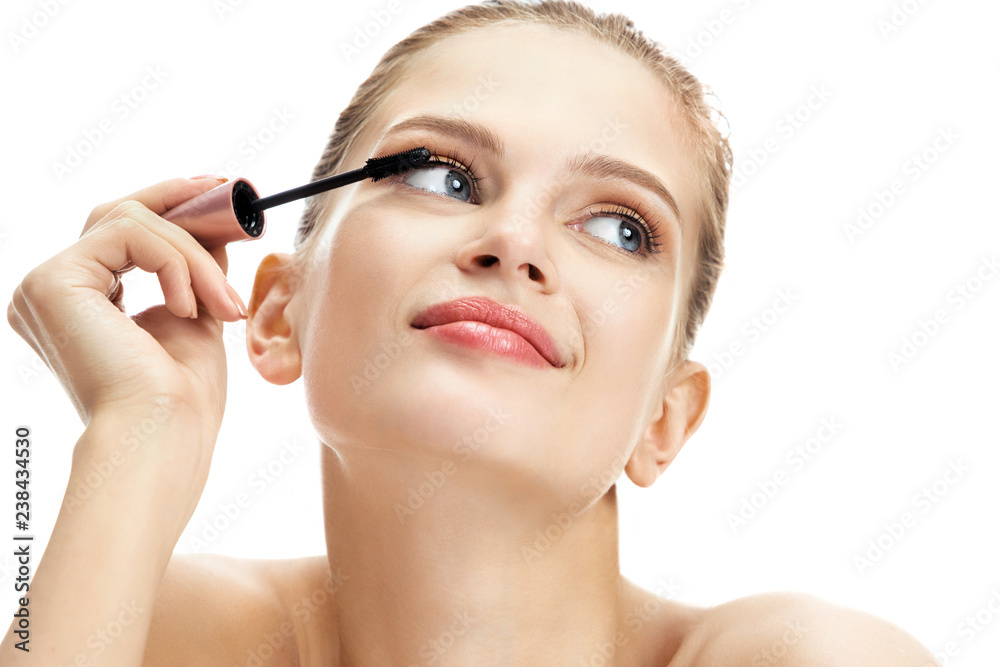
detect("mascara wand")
(160, 146), (431, 246)
(251, 147), (432, 213)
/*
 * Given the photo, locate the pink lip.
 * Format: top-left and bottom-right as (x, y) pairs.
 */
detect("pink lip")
(411, 297), (564, 368)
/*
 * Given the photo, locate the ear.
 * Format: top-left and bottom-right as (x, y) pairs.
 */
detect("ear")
(246, 252), (302, 386)
(624, 360), (711, 488)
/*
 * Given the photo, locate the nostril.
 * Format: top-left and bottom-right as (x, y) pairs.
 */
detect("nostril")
(472, 256), (542, 282)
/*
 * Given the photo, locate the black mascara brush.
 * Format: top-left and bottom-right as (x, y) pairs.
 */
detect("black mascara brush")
(160, 146), (432, 246)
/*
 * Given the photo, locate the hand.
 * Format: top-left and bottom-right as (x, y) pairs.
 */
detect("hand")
(7, 176), (248, 469)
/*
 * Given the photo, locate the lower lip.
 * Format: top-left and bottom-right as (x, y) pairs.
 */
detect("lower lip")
(416, 321), (551, 368)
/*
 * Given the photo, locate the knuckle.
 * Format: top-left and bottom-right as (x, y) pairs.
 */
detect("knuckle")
(168, 253), (190, 279)
(93, 200), (144, 226)
(18, 267), (53, 303)
(110, 199), (147, 219)
(109, 214), (142, 233)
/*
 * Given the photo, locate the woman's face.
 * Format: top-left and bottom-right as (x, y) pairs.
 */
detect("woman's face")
(286, 23), (704, 500)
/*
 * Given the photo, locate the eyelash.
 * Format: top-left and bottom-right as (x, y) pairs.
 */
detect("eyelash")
(399, 147), (665, 259)
(419, 149), (483, 198)
(584, 201), (664, 257)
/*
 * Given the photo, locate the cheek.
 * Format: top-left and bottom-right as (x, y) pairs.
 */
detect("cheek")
(562, 266), (672, 473)
(300, 206), (423, 441)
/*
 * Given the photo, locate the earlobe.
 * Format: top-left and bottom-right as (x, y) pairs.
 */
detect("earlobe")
(245, 252), (303, 386)
(624, 360), (711, 488)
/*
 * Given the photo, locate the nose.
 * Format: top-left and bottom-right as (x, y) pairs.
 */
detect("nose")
(454, 194), (560, 292)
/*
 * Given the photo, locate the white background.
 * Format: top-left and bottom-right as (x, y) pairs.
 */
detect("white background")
(1, 0), (998, 663)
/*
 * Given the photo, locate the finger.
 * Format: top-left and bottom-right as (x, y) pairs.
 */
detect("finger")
(107, 271), (126, 313)
(83, 175), (229, 236)
(7, 289), (52, 370)
(73, 217), (198, 320)
(84, 205), (246, 321)
(208, 242), (229, 277)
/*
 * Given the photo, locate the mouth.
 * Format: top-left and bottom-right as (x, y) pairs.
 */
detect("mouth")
(411, 296), (564, 369)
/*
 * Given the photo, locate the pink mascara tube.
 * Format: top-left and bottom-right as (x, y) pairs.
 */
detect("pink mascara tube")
(161, 178), (265, 246)
(159, 146), (431, 246)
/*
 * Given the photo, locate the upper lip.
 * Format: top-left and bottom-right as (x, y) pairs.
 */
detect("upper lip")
(411, 296), (565, 368)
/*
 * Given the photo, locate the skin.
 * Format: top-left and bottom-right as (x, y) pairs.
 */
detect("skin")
(248, 22), (707, 665)
(236, 23), (939, 666)
(2, 20), (940, 667)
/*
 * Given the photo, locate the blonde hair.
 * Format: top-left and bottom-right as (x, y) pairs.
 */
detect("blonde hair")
(293, 0), (732, 360)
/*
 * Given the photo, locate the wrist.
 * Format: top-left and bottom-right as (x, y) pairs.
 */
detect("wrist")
(69, 402), (215, 538)
(76, 395), (214, 468)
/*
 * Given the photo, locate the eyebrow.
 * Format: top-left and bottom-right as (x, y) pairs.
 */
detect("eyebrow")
(380, 114), (508, 161)
(377, 114), (684, 231)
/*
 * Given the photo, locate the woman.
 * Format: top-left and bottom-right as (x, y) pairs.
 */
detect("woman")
(3, 1), (938, 664)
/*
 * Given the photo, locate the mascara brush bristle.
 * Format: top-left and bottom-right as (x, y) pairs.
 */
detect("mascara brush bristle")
(250, 146), (433, 214)
(365, 146), (432, 182)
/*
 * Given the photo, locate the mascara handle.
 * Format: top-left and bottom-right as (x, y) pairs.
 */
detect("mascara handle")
(161, 178), (266, 246)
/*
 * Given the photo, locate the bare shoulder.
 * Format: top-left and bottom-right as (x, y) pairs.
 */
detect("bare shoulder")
(142, 552), (322, 667)
(667, 591), (940, 666)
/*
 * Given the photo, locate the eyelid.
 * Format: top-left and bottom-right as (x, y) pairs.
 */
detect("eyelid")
(396, 146), (484, 204)
(581, 201), (665, 257)
(424, 153), (482, 189)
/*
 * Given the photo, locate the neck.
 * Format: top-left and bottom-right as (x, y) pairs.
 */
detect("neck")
(318, 443), (629, 666)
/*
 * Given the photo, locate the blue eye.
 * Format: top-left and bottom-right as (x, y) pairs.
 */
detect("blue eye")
(402, 163), (475, 203)
(582, 216), (643, 253)
(579, 204), (664, 257)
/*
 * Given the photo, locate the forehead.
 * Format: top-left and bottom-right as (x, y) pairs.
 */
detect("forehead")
(355, 21), (703, 258)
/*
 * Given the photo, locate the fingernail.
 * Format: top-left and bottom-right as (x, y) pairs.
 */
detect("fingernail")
(188, 287), (199, 319)
(224, 281), (248, 319)
(189, 174), (229, 183)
